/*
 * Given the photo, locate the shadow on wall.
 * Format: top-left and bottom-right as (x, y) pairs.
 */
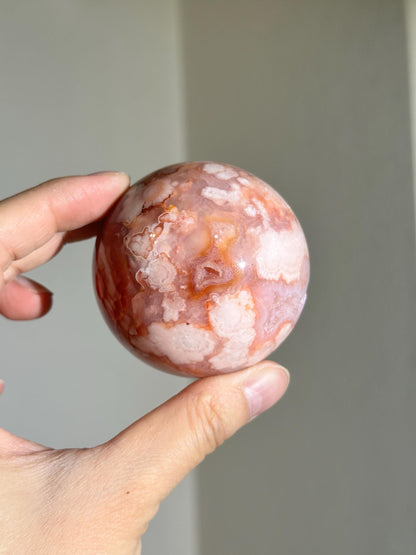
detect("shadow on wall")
(180, 1), (416, 554)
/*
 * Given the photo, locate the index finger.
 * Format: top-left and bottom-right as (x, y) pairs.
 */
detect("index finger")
(0, 172), (130, 272)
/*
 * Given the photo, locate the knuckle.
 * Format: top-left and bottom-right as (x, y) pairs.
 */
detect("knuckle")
(186, 392), (228, 457)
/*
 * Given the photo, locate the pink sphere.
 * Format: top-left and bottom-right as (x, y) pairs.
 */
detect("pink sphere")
(94, 162), (309, 377)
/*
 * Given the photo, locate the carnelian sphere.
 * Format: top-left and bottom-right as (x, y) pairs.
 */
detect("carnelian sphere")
(94, 162), (309, 377)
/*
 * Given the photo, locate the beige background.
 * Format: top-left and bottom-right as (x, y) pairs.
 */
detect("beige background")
(182, 1), (416, 554)
(1, 1), (415, 554)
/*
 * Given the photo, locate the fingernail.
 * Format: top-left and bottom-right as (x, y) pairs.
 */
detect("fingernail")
(243, 364), (290, 420)
(0, 379), (4, 395)
(14, 275), (53, 295)
(88, 171), (126, 176)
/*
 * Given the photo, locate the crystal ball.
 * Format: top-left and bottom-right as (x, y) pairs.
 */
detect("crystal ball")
(94, 162), (309, 377)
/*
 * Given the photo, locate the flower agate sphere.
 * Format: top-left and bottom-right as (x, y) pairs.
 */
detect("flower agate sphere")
(94, 162), (309, 377)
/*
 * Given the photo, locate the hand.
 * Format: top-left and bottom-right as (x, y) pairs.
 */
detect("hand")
(0, 172), (290, 554)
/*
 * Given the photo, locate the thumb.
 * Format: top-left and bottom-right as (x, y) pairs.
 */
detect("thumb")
(100, 362), (289, 509)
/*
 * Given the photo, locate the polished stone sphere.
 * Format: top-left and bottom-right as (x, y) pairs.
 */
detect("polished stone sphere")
(94, 162), (309, 377)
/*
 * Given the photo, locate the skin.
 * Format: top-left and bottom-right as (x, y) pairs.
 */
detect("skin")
(0, 172), (290, 554)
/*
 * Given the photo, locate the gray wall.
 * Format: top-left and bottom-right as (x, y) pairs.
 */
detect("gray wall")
(181, 1), (416, 554)
(0, 2), (196, 554)
(405, 0), (416, 227)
